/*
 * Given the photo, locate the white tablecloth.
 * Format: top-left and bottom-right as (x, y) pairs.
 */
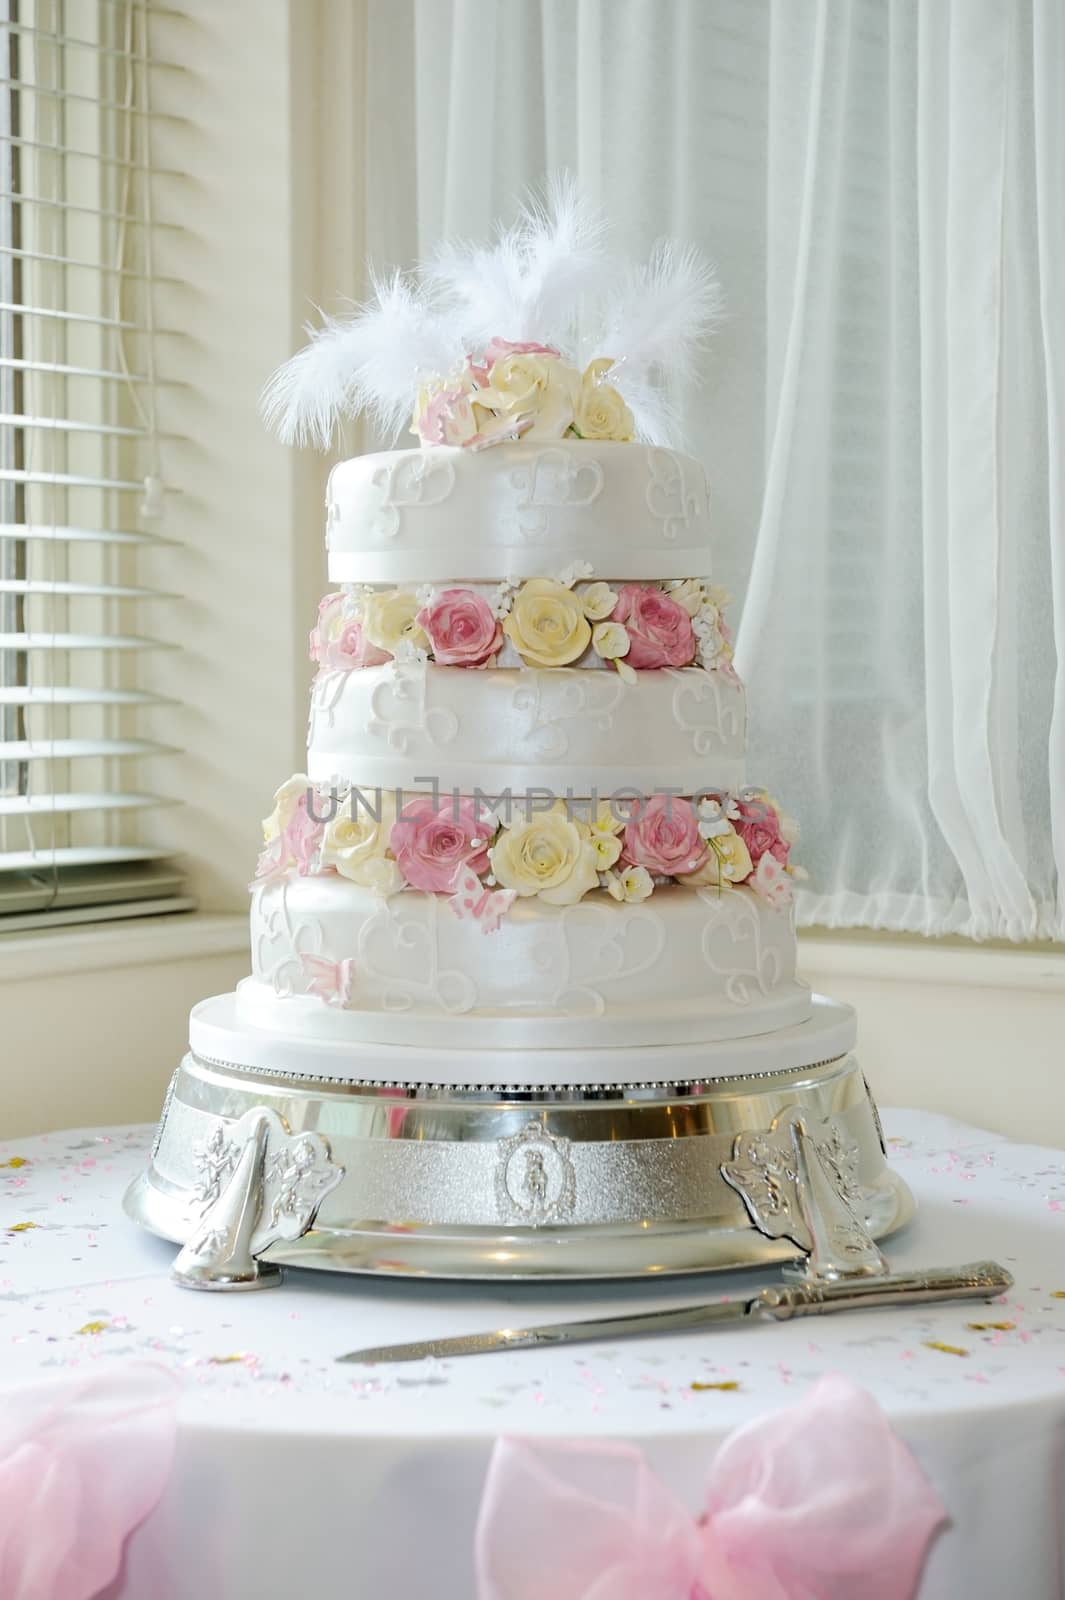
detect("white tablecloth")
(3, 1109), (1065, 1598)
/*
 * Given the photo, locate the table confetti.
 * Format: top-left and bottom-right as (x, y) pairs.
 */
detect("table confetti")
(690, 1380), (741, 1392)
(923, 1341), (969, 1358)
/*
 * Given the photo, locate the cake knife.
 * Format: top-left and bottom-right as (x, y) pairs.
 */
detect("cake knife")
(337, 1260), (1012, 1363)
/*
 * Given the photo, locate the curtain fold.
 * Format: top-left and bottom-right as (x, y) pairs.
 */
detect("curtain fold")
(363, 0), (1063, 940)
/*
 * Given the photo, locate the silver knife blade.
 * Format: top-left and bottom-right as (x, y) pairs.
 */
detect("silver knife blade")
(336, 1259), (1012, 1364)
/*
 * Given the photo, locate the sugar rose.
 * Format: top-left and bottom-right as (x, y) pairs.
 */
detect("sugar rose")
(389, 796), (491, 892)
(503, 578), (592, 667)
(610, 584), (696, 670)
(733, 792), (790, 866)
(257, 774), (325, 879)
(489, 804), (600, 905)
(622, 793), (708, 878)
(675, 825), (753, 888)
(361, 590), (429, 657)
(573, 358), (634, 442)
(475, 350), (577, 440)
(417, 587), (502, 668)
(321, 791), (404, 895)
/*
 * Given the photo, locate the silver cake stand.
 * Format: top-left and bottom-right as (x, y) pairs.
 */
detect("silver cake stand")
(124, 995), (914, 1291)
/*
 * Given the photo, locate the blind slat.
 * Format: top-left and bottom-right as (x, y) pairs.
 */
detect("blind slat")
(0, 579), (178, 598)
(0, 469), (178, 492)
(0, 301), (184, 335)
(0, 739), (179, 761)
(1, 135), (188, 181)
(0, 412), (151, 437)
(0, 524), (177, 546)
(0, 20), (188, 69)
(1, 633), (177, 650)
(0, 791), (178, 817)
(0, 190), (184, 231)
(0, 846), (174, 871)
(0, 687), (175, 707)
(0, 244), (182, 284)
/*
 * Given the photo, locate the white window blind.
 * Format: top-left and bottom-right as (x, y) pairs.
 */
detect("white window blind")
(0, 0), (192, 929)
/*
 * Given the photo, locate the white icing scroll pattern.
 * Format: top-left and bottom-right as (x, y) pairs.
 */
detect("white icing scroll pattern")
(666, 667), (742, 756)
(526, 901), (667, 1018)
(502, 448), (604, 540)
(356, 896), (477, 1015)
(253, 880), (332, 999)
(510, 672), (625, 761)
(646, 449), (700, 542)
(367, 663), (460, 753)
(307, 669), (349, 743)
(366, 454), (455, 541)
(697, 889), (782, 1006)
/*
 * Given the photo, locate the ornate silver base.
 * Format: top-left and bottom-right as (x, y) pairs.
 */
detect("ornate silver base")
(124, 1028), (913, 1285)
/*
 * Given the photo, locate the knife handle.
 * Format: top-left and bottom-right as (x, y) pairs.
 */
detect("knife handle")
(754, 1260), (1013, 1321)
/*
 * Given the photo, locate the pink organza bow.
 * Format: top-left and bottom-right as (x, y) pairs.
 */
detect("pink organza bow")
(475, 1375), (946, 1600)
(0, 1364), (179, 1600)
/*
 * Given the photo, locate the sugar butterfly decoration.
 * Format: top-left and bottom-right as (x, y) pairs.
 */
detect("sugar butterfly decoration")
(448, 868), (517, 934)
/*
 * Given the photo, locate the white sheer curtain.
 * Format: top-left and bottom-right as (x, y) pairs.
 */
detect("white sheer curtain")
(362, 0), (1065, 941)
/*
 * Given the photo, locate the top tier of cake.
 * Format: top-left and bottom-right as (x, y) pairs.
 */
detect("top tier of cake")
(326, 440), (712, 584)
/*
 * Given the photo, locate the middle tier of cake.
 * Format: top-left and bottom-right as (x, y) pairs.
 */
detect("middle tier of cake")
(241, 874), (810, 1051)
(308, 660), (746, 795)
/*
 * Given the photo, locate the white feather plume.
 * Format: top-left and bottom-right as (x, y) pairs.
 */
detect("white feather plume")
(590, 242), (723, 443)
(260, 270), (464, 449)
(261, 183), (723, 452)
(426, 174), (604, 351)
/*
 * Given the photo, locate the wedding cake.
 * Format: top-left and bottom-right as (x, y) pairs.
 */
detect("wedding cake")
(129, 187), (904, 1286)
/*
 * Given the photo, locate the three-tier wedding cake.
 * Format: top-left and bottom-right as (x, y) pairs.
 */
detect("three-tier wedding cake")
(128, 188), (906, 1286)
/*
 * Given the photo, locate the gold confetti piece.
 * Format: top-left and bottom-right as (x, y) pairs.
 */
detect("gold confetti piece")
(208, 1354), (247, 1365)
(77, 1320), (110, 1336)
(923, 1340), (969, 1357)
(690, 1380), (741, 1392)
(1051, 1291), (1065, 1300)
(967, 1320), (1016, 1332)
(0, 1158), (28, 1169)
(7, 1221), (37, 1233)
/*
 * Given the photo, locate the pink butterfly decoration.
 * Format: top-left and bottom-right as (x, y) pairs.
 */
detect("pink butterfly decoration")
(299, 954), (355, 1007)
(448, 867), (516, 933)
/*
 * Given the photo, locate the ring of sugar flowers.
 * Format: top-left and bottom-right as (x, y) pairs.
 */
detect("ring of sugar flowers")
(255, 782), (801, 922)
(411, 342), (638, 450)
(308, 575), (738, 680)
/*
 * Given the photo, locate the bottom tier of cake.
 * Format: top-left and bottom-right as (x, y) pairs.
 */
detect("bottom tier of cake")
(125, 995), (911, 1281)
(246, 875), (810, 1060)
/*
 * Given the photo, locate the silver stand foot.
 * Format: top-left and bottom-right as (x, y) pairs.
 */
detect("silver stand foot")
(170, 1106), (344, 1293)
(721, 1103), (890, 1284)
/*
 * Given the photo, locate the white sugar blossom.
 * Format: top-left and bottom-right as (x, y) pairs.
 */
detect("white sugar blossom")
(555, 559), (594, 589)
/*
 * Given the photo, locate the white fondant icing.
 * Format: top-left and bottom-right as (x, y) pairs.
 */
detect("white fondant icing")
(325, 441), (714, 583)
(241, 876), (810, 1053)
(306, 661), (747, 796)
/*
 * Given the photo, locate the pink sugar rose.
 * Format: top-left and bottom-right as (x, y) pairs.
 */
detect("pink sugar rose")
(480, 336), (561, 375)
(328, 618), (390, 670)
(286, 792), (326, 875)
(417, 587), (503, 667)
(417, 386), (479, 447)
(309, 594), (390, 669)
(390, 796), (492, 893)
(733, 793), (790, 867)
(610, 584), (697, 670)
(622, 793), (708, 878)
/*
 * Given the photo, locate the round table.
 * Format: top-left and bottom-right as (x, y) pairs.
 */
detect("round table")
(3, 1109), (1065, 1598)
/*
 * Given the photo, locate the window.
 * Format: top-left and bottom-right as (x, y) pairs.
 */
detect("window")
(0, 0), (189, 929)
